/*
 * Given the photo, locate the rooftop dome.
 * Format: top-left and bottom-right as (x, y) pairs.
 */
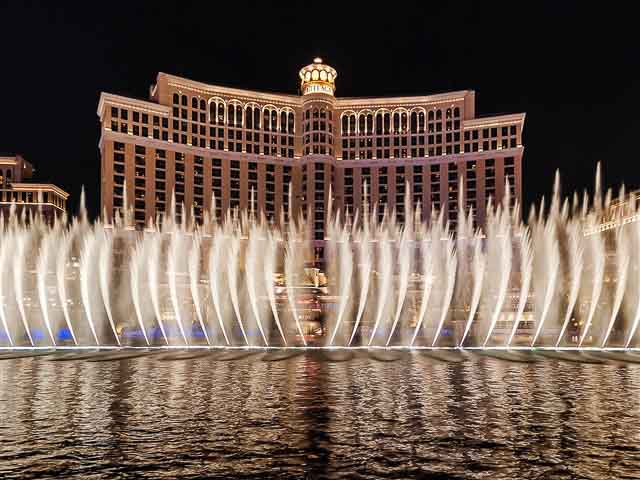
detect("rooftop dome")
(298, 57), (337, 96)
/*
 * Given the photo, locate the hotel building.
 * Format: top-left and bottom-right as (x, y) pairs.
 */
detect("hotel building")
(97, 58), (525, 256)
(0, 154), (69, 221)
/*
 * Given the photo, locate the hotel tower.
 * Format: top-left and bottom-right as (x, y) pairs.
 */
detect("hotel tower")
(98, 58), (525, 257)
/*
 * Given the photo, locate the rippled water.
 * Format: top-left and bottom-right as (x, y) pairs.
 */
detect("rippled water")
(1, 353), (640, 479)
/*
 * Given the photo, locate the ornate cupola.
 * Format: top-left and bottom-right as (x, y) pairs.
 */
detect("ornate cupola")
(299, 57), (337, 96)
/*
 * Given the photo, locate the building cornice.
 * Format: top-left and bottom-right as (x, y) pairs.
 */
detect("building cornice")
(100, 129), (523, 167)
(463, 113), (526, 129)
(160, 73), (302, 107)
(100, 130), (301, 165)
(335, 91), (474, 110)
(6, 183), (69, 199)
(335, 147), (524, 166)
(97, 92), (170, 119)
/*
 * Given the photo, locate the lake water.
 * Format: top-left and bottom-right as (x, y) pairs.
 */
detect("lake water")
(1, 352), (639, 479)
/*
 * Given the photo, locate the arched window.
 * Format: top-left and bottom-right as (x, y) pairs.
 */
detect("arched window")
(383, 113), (390, 134)
(428, 110), (434, 121)
(235, 105), (242, 127)
(393, 112), (400, 132)
(313, 108), (319, 119)
(181, 95), (187, 106)
(358, 115), (365, 135)
(454, 107), (460, 118)
(410, 112), (418, 134)
(200, 99), (206, 110)
(173, 93), (179, 104)
(264, 109), (270, 131)
(401, 112), (408, 132)
(342, 115), (348, 135)
(436, 109), (442, 120)
(271, 110), (277, 131)
(366, 114), (373, 134)
(375, 113), (383, 135)
(348, 115), (356, 135)
(288, 112), (294, 133)
(446, 108), (452, 119)
(254, 109), (260, 129)
(209, 102), (216, 124)
(281, 111), (287, 133)
(228, 104), (235, 126)
(246, 107), (253, 129)
(192, 97), (198, 109)
(217, 103), (224, 124)
(418, 111), (425, 132)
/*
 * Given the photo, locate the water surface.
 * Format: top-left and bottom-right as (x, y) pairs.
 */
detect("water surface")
(1, 354), (639, 479)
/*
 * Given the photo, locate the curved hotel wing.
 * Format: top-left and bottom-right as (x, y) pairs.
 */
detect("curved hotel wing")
(97, 58), (525, 257)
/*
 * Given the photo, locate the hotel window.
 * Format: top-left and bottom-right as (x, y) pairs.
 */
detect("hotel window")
(504, 157), (515, 178)
(135, 167), (146, 177)
(383, 113), (391, 134)
(486, 159), (496, 197)
(208, 102), (221, 124)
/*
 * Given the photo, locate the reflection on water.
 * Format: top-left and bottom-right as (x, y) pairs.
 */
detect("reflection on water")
(1, 354), (640, 479)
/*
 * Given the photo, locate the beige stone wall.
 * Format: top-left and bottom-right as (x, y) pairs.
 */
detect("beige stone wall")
(97, 72), (525, 239)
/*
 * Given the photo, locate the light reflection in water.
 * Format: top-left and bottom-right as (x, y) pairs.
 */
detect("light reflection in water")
(0, 355), (639, 479)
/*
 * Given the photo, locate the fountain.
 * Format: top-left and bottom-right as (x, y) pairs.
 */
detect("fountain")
(2, 167), (640, 363)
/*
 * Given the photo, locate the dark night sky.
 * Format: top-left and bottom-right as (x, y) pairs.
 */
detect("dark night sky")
(1, 1), (638, 219)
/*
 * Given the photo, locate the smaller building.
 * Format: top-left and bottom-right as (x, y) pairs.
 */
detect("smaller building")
(0, 154), (69, 221)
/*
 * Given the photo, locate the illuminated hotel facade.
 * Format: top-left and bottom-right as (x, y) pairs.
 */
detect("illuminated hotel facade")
(97, 58), (525, 253)
(0, 154), (69, 221)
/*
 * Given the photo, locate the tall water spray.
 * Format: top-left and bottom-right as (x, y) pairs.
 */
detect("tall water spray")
(1, 165), (639, 351)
